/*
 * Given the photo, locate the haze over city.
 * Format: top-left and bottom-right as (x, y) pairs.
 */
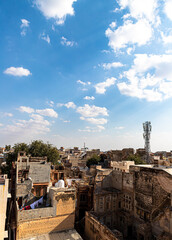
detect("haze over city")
(1, 0), (172, 151)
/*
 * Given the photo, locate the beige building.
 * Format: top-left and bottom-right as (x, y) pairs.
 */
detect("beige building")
(0, 175), (9, 240)
(16, 187), (78, 239)
(91, 163), (172, 240)
(85, 211), (123, 240)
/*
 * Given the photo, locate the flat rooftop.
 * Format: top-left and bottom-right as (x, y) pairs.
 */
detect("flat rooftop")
(20, 229), (82, 240)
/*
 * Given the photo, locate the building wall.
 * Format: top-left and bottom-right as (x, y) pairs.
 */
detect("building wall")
(0, 175), (9, 240)
(85, 211), (123, 240)
(16, 188), (76, 240)
(17, 214), (75, 239)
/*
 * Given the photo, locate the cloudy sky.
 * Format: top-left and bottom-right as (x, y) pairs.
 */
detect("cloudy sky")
(1, 0), (172, 151)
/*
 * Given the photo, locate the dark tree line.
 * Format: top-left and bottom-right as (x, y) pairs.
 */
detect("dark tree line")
(1, 140), (60, 177)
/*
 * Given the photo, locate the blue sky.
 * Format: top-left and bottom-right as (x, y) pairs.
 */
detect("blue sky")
(1, 0), (172, 151)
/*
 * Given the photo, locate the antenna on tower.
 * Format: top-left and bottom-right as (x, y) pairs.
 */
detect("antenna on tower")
(143, 121), (152, 164)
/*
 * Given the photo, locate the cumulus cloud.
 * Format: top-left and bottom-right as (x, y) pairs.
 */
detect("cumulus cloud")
(84, 96), (95, 100)
(77, 80), (91, 86)
(46, 100), (54, 107)
(102, 62), (124, 70)
(78, 125), (105, 133)
(3, 113), (13, 117)
(58, 101), (76, 109)
(164, 0), (172, 21)
(109, 21), (117, 28)
(95, 77), (116, 94)
(40, 33), (50, 44)
(0, 123), (3, 127)
(117, 0), (159, 23)
(1, 115), (50, 137)
(117, 54), (172, 101)
(20, 19), (30, 36)
(18, 106), (58, 117)
(76, 104), (108, 118)
(106, 19), (152, 52)
(4, 67), (31, 77)
(36, 108), (58, 118)
(33, 0), (77, 25)
(161, 31), (172, 44)
(61, 36), (76, 47)
(80, 117), (107, 125)
(18, 106), (34, 113)
(115, 126), (125, 130)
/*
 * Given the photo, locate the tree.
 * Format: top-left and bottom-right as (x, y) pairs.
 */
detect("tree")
(86, 154), (100, 168)
(127, 154), (145, 165)
(13, 143), (29, 155)
(1, 140), (60, 177)
(29, 140), (60, 164)
(5, 145), (11, 151)
(100, 153), (107, 163)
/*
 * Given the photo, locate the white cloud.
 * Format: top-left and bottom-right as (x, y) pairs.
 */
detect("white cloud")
(40, 33), (50, 44)
(95, 77), (116, 94)
(76, 104), (108, 118)
(61, 36), (76, 47)
(78, 125), (105, 133)
(34, 0), (77, 25)
(80, 117), (107, 125)
(0, 123), (3, 127)
(115, 126), (125, 130)
(18, 106), (34, 113)
(117, 54), (172, 101)
(1, 115), (50, 137)
(77, 80), (91, 86)
(161, 31), (172, 44)
(77, 80), (86, 85)
(36, 108), (58, 118)
(109, 21), (116, 28)
(65, 102), (76, 109)
(164, 0), (172, 21)
(106, 19), (152, 52)
(4, 113), (13, 117)
(127, 47), (135, 55)
(46, 100), (54, 107)
(117, 0), (158, 23)
(58, 101), (76, 109)
(20, 19), (30, 36)
(101, 49), (110, 54)
(102, 62), (124, 70)
(84, 96), (95, 100)
(63, 120), (71, 123)
(4, 67), (31, 77)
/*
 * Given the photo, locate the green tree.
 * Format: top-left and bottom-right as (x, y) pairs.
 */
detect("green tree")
(1, 140), (60, 176)
(29, 140), (59, 164)
(86, 154), (100, 168)
(13, 143), (29, 155)
(5, 145), (11, 151)
(127, 154), (145, 164)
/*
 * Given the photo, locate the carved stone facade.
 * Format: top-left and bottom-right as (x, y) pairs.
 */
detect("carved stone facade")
(92, 165), (172, 240)
(85, 211), (123, 240)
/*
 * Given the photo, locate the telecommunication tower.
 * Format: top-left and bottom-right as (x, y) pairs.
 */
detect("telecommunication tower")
(143, 121), (152, 163)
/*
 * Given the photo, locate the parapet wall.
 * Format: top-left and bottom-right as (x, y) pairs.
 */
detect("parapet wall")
(18, 207), (55, 222)
(17, 187), (76, 239)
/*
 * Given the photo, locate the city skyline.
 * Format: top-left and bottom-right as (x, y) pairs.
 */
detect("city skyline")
(1, 0), (172, 151)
